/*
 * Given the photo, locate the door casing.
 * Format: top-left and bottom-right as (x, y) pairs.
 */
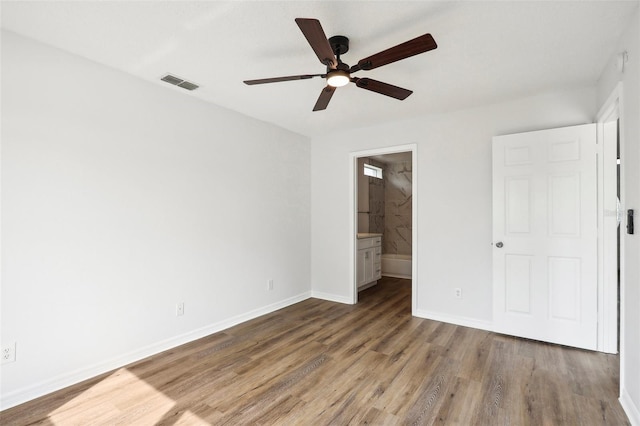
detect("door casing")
(596, 84), (622, 354)
(349, 144), (418, 313)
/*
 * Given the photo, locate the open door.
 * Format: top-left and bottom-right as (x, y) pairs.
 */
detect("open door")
(492, 124), (597, 350)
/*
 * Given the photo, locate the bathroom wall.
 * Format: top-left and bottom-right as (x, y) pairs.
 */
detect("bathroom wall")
(384, 160), (412, 255)
(367, 159), (385, 234)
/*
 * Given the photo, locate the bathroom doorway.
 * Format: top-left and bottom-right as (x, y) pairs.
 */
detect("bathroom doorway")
(350, 145), (417, 313)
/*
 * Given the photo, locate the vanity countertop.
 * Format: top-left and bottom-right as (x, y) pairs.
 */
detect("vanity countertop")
(356, 233), (383, 239)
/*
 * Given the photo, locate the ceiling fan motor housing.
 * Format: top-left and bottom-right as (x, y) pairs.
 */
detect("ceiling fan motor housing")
(329, 35), (349, 56)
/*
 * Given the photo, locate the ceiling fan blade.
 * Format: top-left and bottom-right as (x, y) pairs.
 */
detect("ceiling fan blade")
(353, 77), (413, 100)
(353, 33), (437, 72)
(244, 74), (324, 85)
(313, 86), (336, 111)
(295, 18), (337, 68)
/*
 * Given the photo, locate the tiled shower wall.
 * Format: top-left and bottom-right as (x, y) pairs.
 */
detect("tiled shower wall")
(384, 161), (412, 255)
(357, 157), (412, 255)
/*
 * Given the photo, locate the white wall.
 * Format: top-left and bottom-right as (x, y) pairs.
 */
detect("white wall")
(0, 31), (311, 408)
(311, 87), (596, 326)
(597, 6), (640, 424)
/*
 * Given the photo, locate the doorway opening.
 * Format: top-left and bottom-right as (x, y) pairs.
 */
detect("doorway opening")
(350, 145), (417, 314)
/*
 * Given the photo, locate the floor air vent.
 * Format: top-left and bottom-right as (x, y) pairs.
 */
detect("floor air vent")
(161, 74), (199, 91)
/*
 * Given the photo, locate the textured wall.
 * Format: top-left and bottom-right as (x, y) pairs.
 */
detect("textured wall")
(384, 161), (412, 255)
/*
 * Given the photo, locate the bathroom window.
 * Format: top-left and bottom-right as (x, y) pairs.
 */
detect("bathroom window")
(364, 164), (383, 179)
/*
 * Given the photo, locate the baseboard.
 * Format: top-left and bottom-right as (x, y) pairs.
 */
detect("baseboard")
(414, 309), (494, 332)
(0, 291), (312, 411)
(310, 290), (353, 305)
(382, 273), (412, 279)
(620, 388), (640, 426)
(354, 281), (377, 292)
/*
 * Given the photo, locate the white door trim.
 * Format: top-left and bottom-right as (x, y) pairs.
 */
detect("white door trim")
(596, 82), (622, 354)
(596, 83), (626, 398)
(349, 144), (418, 314)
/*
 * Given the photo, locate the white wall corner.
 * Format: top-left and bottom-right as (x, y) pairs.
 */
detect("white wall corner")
(620, 388), (640, 426)
(414, 309), (494, 333)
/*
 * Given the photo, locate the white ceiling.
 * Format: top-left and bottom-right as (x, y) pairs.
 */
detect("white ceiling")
(2, 1), (638, 138)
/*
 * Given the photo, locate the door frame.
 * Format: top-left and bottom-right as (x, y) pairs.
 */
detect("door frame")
(596, 82), (625, 355)
(349, 144), (418, 314)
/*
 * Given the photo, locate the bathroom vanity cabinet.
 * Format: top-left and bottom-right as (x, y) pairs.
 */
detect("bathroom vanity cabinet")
(356, 234), (382, 290)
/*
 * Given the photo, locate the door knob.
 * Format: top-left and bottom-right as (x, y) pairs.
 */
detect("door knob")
(496, 242), (504, 248)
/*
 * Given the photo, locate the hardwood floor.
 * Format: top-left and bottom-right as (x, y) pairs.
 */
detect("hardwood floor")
(1, 277), (629, 425)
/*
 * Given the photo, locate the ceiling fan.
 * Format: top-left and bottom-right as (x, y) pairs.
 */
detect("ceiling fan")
(243, 18), (437, 111)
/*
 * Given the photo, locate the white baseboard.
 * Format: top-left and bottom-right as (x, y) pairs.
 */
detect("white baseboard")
(620, 388), (640, 426)
(381, 273), (412, 279)
(414, 309), (494, 332)
(0, 291), (312, 411)
(310, 290), (353, 305)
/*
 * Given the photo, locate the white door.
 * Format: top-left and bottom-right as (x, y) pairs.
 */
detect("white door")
(492, 124), (597, 350)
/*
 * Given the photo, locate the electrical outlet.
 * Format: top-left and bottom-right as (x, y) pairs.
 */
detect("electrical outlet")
(2, 342), (16, 364)
(454, 288), (463, 299)
(268, 279), (274, 291)
(176, 302), (185, 316)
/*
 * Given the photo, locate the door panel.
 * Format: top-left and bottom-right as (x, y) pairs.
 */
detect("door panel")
(506, 177), (531, 234)
(493, 124), (597, 350)
(548, 173), (580, 236)
(548, 256), (581, 321)
(505, 254), (533, 314)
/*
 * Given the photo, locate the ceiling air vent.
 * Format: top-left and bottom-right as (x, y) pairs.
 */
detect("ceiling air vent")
(160, 74), (199, 91)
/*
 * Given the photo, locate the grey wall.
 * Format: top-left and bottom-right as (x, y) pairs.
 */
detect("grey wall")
(1, 31), (311, 408)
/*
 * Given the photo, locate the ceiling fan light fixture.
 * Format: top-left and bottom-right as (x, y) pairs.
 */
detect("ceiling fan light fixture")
(326, 69), (350, 87)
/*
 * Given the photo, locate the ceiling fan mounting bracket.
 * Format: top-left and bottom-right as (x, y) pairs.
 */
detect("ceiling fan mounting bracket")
(328, 35), (349, 56)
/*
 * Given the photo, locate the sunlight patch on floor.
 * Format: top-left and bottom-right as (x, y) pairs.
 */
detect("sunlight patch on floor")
(47, 368), (207, 424)
(175, 410), (212, 425)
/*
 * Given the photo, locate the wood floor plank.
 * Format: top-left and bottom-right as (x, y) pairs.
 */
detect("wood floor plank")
(300, 350), (390, 423)
(456, 329), (492, 382)
(402, 356), (460, 424)
(353, 406), (399, 425)
(440, 377), (483, 425)
(372, 343), (446, 415)
(0, 278), (630, 425)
